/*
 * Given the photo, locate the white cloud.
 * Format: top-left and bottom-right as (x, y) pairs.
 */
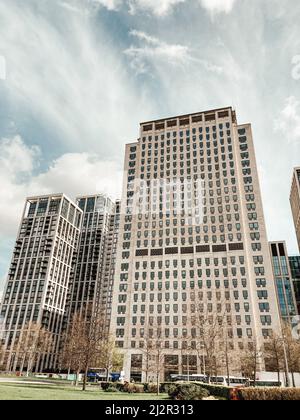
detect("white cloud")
(199, 0), (237, 14)
(125, 30), (191, 73)
(92, 0), (122, 10)
(59, 0), (122, 13)
(124, 29), (223, 75)
(128, 0), (184, 16)
(0, 136), (123, 238)
(118, 0), (238, 16)
(0, 136), (40, 175)
(275, 96), (300, 142)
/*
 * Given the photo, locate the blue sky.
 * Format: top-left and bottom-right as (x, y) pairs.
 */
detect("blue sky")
(0, 0), (300, 293)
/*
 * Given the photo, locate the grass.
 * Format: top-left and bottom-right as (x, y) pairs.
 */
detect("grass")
(0, 383), (169, 401)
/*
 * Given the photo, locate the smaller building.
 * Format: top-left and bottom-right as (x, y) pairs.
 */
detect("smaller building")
(269, 241), (298, 325)
(0, 194), (83, 372)
(290, 168), (300, 252)
(289, 255), (300, 315)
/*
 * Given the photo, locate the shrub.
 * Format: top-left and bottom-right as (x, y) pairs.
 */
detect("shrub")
(145, 383), (159, 394)
(115, 383), (125, 392)
(100, 382), (111, 391)
(196, 383), (232, 400)
(105, 386), (118, 393)
(130, 384), (145, 394)
(160, 383), (177, 394)
(124, 383), (145, 394)
(169, 384), (210, 401)
(238, 387), (300, 401)
(123, 382), (131, 393)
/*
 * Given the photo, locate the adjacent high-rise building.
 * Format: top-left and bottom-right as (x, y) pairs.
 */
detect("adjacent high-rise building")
(269, 241), (297, 325)
(110, 107), (282, 381)
(289, 255), (300, 315)
(290, 168), (300, 252)
(0, 194), (82, 372)
(67, 195), (120, 329)
(0, 193), (121, 373)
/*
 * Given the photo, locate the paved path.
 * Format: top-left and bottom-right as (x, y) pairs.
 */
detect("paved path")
(0, 378), (60, 386)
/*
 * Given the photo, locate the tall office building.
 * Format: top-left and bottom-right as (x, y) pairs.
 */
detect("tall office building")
(289, 255), (300, 315)
(67, 195), (120, 329)
(110, 107), (282, 381)
(290, 168), (300, 252)
(0, 194), (82, 372)
(269, 242), (297, 324)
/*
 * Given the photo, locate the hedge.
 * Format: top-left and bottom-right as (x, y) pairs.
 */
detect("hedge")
(101, 381), (177, 394)
(167, 382), (232, 400)
(169, 384), (210, 401)
(238, 387), (300, 401)
(101, 381), (232, 399)
(194, 383), (232, 400)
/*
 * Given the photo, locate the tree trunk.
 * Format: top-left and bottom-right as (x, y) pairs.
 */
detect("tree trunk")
(20, 354), (25, 376)
(292, 371), (296, 388)
(226, 354), (230, 387)
(253, 355), (257, 388)
(75, 369), (80, 387)
(82, 366), (89, 391)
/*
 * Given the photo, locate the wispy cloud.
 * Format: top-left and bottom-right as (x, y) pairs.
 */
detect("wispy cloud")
(75, 0), (239, 16)
(128, 0), (185, 16)
(199, 0), (238, 14)
(124, 29), (223, 75)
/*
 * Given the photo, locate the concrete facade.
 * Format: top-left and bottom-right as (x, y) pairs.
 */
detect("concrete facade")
(110, 107), (282, 381)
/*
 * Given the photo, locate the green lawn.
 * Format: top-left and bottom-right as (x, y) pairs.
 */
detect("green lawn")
(0, 383), (169, 401)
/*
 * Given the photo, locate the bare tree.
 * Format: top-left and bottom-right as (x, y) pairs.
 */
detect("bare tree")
(140, 333), (155, 384)
(17, 322), (53, 376)
(282, 322), (300, 387)
(194, 301), (227, 382)
(215, 332), (243, 385)
(61, 307), (118, 391)
(59, 313), (86, 385)
(241, 339), (263, 386)
(0, 342), (6, 372)
(99, 338), (123, 381)
(264, 334), (284, 384)
(180, 336), (197, 381)
(140, 321), (166, 395)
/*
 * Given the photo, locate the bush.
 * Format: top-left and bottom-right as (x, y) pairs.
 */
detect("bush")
(238, 387), (300, 401)
(105, 386), (118, 393)
(100, 382), (111, 391)
(123, 383), (145, 394)
(160, 383), (177, 394)
(129, 384), (145, 394)
(144, 383), (159, 394)
(195, 383), (232, 400)
(115, 383), (125, 392)
(169, 384), (210, 401)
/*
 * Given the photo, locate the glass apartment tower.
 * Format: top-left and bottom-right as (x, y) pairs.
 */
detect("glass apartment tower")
(289, 255), (300, 315)
(0, 194), (82, 372)
(110, 107), (282, 381)
(269, 241), (297, 325)
(67, 195), (121, 330)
